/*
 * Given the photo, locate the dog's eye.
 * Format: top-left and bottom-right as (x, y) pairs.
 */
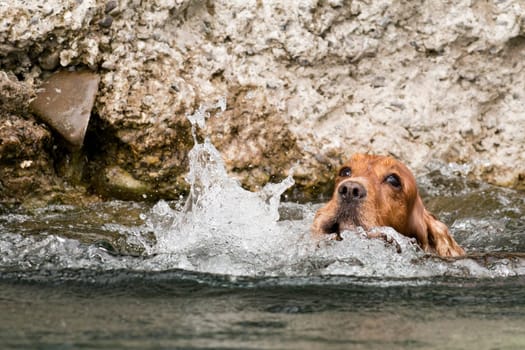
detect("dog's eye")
(339, 167), (352, 177)
(385, 174), (402, 189)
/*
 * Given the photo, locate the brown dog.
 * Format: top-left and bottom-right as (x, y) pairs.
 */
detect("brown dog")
(312, 154), (465, 257)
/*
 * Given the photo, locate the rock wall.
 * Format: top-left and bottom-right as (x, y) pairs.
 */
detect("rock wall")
(1, 0), (524, 204)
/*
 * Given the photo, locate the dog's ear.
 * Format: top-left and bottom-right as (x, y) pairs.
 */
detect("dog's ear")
(423, 210), (465, 257)
(409, 197), (465, 257)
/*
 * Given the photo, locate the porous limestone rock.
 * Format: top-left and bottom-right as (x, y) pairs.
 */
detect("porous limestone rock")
(0, 73), (97, 206)
(1, 0), (524, 204)
(0, 72), (54, 204)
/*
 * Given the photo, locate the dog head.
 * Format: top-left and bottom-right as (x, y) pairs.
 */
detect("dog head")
(312, 154), (465, 257)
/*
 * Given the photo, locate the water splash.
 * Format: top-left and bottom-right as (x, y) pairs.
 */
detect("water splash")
(146, 102), (301, 276)
(135, 102), (525, 278)
(1, 101), (525, 280)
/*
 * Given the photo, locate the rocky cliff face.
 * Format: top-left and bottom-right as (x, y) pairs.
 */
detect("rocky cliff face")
(1, 0), (524, 205)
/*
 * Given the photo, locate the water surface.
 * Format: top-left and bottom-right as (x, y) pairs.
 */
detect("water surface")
(1, 271), (524, 349)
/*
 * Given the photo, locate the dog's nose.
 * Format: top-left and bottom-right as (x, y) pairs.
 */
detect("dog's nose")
(338, 181), (367, 201)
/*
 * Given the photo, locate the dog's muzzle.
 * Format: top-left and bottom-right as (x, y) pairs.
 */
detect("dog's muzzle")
(338, 180), (367, 202)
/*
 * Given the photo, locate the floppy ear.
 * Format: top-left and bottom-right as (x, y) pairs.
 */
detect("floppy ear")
(423, 210), (465, 257)
(409, 197), (465, 257)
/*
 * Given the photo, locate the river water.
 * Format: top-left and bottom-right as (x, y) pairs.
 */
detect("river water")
(1, 107), (524, 349)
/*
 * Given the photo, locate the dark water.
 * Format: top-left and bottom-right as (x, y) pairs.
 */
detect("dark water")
(1, 270), (525, 350)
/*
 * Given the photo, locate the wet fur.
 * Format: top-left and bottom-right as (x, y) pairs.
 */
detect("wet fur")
(312, 154), (465, 257)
